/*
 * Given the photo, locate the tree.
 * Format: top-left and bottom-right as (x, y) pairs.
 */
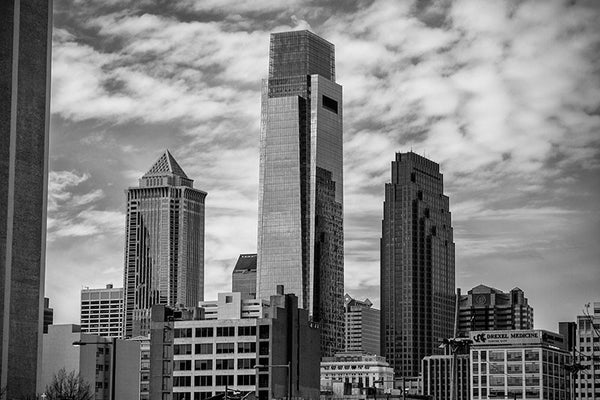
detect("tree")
(44, 368), (93, 400)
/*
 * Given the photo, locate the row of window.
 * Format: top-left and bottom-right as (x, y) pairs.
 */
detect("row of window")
(174, 326), (265, 338)
(173, 375), (256, 387)
(174, 358), (258, 371)
(174, 342), (267, 356)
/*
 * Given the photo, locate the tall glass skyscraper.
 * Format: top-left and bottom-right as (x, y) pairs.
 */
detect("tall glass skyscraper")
(257, 30), (344, 357)
(122, 150), (206, 338)
(380, 152), (455, 378)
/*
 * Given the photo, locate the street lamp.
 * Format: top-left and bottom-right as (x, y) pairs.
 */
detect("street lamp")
(73, 337), (117, 400)
(254, 362), (291, 400)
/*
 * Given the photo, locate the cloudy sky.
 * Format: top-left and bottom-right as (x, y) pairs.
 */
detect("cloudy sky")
(48, 0), (600, 332)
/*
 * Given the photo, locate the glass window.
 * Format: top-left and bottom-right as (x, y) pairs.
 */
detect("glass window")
(194, 375), (212, 387)
(195, 343), (212, 354)
(195, 360), (212, 370)
(174, 328), (192, 338)
(173, 344), (192, 355)
(216, 359), (235, 370)
(216, 343), (235, 354)
(196, 327), (213, 337)
(217, 327), (235, 337)
(238, 342), (256, 353)
(238, 326), (256, 336)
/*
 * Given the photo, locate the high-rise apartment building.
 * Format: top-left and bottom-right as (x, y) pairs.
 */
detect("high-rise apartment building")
(123, 150), (207, 338)
(574, 302), (600, 399)
(380, 152), (455, 378)
(458, 285), (534, 335)
(256, 30), (344, 357)
(344, 294), (380, 355)
(0, 0), (52, 396)
(81, 284), (124, 338)
(232, 253), (257, 299)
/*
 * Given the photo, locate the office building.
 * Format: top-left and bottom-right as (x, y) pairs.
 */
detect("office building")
(44, 297), (54, 334)
(380, 152), (455, 378)
(469, 329), (570, 400)
(574, 302), (600, 399)
(0, 1), (52, 396)
(38, 324), (141, 400)
(150, 288), (320, 400)
(421, 354), (469, 400)
(123, 150), (207, 338)
(458, 285), (534, 335)
(81, 284), (124, 338)
(256, 30), (344, 357)
(344, 294), (380, 355)
(320, 352), (394, 391)
(231, 253), (257, 299)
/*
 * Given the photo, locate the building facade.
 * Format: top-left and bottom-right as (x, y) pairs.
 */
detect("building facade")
(458, 285), (534, 335)
(231, 253), (257, 299)
(81, 284), (124, 338)
(150, 289), (321, 400)
(320, 352), (394, 391)
(421, 354), (469, 400)
(344, 294), (380, 355)
(574, 302), (600, 399)
(380, 152), (455, 378)
(38, 324), (141, 400)
(256, 30), (344, 357)
(470, 329), (571, 400)
(0, 0), (52, 396)
(123, 150), (207, 338)
(44, 297), (54, 334)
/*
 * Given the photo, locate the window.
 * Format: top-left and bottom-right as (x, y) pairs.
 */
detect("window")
(225, 296), (233, 303)
(173, 376), (191, 387)
(322, 95), (338, 114)
(238, 358), (256, 370)
(194, 392), (212, 400)
(238, 326), (256, 336)
(174, 394), (191, 400)
(238, 342), (256, 353)
(216, 343), (235, 354)
(216, 359), (234, 370)
(174, 360), (192, 371)
(174, 328), (192, 338)
(196, 327), (213, 337)
(237, 375), (256, 386)
(217, 327), (235, 337)
(194, 376), (212, 387)
(259, 342), (270, 355)
(215, 375), (234, 386)
(173, 344), (192, 355)
(195, 343), (212, 354)
(259, 325), (269, 339)
(195, 359), (213, 370)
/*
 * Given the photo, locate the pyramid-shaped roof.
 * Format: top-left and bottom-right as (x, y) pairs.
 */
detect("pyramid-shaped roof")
(143, 150), (189, 179)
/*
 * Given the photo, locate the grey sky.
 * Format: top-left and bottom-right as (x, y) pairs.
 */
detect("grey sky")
(47, 0), (600, 331)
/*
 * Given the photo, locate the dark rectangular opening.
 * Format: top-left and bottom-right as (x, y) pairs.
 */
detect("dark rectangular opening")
(322, 95), (338, 114)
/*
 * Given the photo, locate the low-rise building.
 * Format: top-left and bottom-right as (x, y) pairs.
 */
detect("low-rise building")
(38, 324), (140, 399)
(320, 352), (394, 392)
(150, 287), (320, 400)
(469, 329), (570, 400)
(421, 354), (469, 400)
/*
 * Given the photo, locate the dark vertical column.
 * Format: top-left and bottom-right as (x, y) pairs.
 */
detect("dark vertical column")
(0, 0), (51, 396)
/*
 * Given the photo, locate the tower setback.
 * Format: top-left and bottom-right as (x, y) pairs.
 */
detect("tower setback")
(380, 152), (455, 378)
(256, 30), (344, 357)
(122, 150), (206, 338)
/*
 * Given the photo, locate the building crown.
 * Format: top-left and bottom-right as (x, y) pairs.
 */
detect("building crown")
(139, 150), (193, 188)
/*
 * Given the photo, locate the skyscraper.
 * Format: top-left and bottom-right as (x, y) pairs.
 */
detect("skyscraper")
(256, 30), (344, 357)
(123, 150), (206, 338)
(0, 0), (52, 396)
(457, 285), (534, 335)
(344, 294), (380, 355)
(232, 253), (257, 299)
(380, 152), (455, 378)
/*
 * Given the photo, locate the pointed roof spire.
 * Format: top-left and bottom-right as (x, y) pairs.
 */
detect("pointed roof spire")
(143, 149), (189, 179)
